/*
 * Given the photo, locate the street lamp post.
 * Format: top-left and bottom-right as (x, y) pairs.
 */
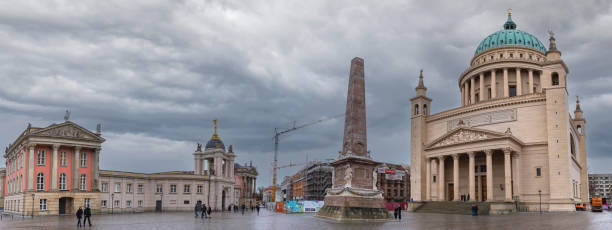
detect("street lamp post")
(538, 189), (542, 214)
(31, 193), (35, 218)
(111, 194), (114, 214)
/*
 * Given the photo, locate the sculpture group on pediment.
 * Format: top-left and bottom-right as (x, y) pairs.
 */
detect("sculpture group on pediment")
(39, 126), (93, 139)
(433, 130), (489, 147)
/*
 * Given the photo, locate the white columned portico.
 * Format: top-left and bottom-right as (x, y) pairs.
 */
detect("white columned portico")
(468, 151), (475, 201)
(491, 70), (497, 99)
(453, 154), (459, 201)
(504, 148), (512, 201)
(426, 157), (431, 200)
(27, 144), (35, 190)
(503, 68), (509, 97)
(51, 144), (60, 190)
(438, 156), (445, 201)
(485, 150), (493, 201)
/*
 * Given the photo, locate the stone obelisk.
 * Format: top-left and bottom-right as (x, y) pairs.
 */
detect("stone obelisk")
(316, 57), (391, 221)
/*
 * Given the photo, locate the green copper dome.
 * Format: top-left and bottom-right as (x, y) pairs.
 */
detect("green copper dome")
(474, 13), (547, 56)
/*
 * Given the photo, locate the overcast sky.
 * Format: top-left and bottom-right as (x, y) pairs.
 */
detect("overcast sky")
(1, 0), (611, 188)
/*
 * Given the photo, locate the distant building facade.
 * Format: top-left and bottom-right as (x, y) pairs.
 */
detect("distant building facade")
(305, 162), (333, 201)
(234, 161), (258, 207)
(376, 163), (411, 202)
(589, 174), (612, 202)
(1, 118), (254, 215)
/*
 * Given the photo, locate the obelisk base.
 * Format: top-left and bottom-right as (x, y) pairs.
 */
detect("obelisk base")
(316, 187), (392, 221)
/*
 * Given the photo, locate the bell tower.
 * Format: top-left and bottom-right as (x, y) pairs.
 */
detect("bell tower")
(574, 96), (588, 201)
(410, 70), (432, 201)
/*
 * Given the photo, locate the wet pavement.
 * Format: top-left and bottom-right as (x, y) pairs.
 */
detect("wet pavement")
(1, 209), (612, 230)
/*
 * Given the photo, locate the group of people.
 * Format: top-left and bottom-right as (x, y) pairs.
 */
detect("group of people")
(194, 201), (212, 218)
(75, 206), (92, 227)
(227, 203), (261, 216)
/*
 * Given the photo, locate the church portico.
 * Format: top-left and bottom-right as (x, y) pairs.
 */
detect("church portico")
(423, 130), (522, 203)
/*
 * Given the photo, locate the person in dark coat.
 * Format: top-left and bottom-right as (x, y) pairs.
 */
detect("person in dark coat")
(201, 204), (207, 218)
(207, 206), (212, 218)
(397, 205), (402, 220)
(84, 206), (92, 226)
(76, 207), (83, 227)
(256, 205), (260, 215)
(241, 204), (246, 215)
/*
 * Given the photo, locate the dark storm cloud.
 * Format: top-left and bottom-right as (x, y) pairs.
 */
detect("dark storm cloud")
(1, 0), (611, 186)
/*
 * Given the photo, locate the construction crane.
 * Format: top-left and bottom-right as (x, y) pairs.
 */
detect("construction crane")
(271, 114), (344, 202)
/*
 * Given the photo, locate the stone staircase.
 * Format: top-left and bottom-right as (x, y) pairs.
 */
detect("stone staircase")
(414, 201), (490, 215)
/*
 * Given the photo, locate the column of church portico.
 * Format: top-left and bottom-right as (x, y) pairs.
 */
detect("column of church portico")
(51, 144), (60, 190)
(503, 68), (509, 97)
(485, 150), (493, 201)
(426, 157), (431, 200)
(479, 73), (485, 101)
(453, 154), (460, 201)
(468, 152), (475, 201)
(73, 147), (81, 190)
(27, 144), (35, 190)
(470, 77), (475, 104)
(528, 69), (534, 94)
(491, 70), (497, 99)
(92, 148), (100, 191)
(438, 156), (445, 201)
(512, 153), (520, 199)
(504, 148), (512, 201)
(516, 68), (522, 95)
(463, 82), (469, 105)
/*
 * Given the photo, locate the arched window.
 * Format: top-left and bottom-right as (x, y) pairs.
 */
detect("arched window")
(577, 125), (582, 134)
(80, 174), (87, 191)
(414, 104), (419, 115)
(59, 173), (67, 190)
(36, 173), (45, 191)
(37, 149), (46, 165)
(552, 73), (559, 86)
(423, 104), (428, 115)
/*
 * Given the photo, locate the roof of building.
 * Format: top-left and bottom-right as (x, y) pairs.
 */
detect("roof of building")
(474, 12), (546, 56)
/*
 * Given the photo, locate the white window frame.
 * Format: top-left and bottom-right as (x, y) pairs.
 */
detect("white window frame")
(170, 184), (176, 193)
(137, 184), (143, 193)
(138, 200), (143, 207)
(156, 184), (163, 193)
(59, 173), (67, 190)
(126, 200), (132, 208)
(127, 184), (132, 193)
(102, 183), (108, 192)
(115, 183), (121, 193)
(84, 198), (90, 208)
(40, 199), (47, 211)
(80, 152), (88, 168)
(184, 185), (190, 193)
(59, 151), (68, 166)
(101, 200), (107, 208)
(114, 200), (120, 208)
(36, 173), (45, 191)
(37, 149), (46, 166)
(197, 185), (203, 194)
(80, 174), (87, 191)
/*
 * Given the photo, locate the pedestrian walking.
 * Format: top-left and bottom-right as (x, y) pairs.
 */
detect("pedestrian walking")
(207, 206), (212, 218)
(201, 204), (207, 218)
(195, 201), (202, 218)
(76, 207), (83, 227)
(397, 206), (402, 220)
(393, 206), (398, 219)
(84, 206), (92, 227)
(241, 204), (245, 215)
(256, 205), (260, 216)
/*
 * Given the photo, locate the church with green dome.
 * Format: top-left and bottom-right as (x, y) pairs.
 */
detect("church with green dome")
(410, 10), (588, 213)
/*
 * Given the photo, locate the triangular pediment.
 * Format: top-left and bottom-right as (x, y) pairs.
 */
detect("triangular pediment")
(426, 127), (506, 149)
(30, 121), (104, 142)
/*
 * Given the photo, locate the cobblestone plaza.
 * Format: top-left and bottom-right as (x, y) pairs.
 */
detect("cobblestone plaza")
(1, 209), (611, 230)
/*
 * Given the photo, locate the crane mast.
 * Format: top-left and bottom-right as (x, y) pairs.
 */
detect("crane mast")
(271, 114), (343, 202)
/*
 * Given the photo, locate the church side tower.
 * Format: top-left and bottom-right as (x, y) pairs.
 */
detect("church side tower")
(410, 70), (431, 201)
(574, 97), (588, 201)
(542, 32), (574, 210)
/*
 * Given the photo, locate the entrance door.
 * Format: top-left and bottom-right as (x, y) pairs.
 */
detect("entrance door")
(474, 176), (479, 201)
(222, 190), (226, 210)
(448, 184), (454, 201)
(482, 176), (487, 201)
(155, 200), (162, 212)
(58, 197), (73, 214)
(59, 198), (66, 214)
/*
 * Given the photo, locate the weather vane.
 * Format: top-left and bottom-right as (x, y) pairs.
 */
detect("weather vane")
(507, 8), (512, 16)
